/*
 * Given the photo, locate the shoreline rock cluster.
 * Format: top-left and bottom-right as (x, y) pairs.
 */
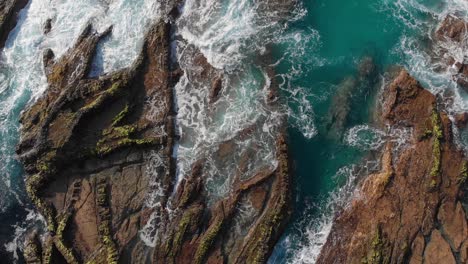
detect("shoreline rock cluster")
(318, 69), (468, 263)
(317, 14), (468, 264)
(1, 1), (467, 263)
(9, 1), (294, 264)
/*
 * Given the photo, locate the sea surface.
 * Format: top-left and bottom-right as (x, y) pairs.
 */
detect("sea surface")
(0, 0), (466, 263)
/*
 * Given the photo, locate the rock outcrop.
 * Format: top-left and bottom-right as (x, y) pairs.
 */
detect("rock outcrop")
(435, 14), (468, 89)
(317, 70), (468, 264)
(0, 0), (28, 49)
(17, 7), (292, 264)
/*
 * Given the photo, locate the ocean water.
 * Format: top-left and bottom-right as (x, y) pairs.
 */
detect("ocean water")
(0, 0), (466, 263)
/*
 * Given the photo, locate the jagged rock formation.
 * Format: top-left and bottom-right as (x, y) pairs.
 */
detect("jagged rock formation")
(434, 14), (468, 89)
(17, 5), (292, 264)
(17, 20), (176, 263)
(317, 69), (468, 264)
(0, 0), (28, 48)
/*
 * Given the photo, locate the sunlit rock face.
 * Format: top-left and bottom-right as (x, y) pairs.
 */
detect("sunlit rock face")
(317, 70), (468, 264)
(8, 0), (299, 263)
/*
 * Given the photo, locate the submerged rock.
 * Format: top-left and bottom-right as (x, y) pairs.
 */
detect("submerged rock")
(455, 112), (468, 128)
(326, 56), (378, 139)
(317, 70), (468, 263)
(43, 18), (52, 35)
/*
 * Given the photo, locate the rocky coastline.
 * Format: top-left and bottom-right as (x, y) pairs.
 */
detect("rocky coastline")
(317, 14), (468, 264)
(0, 1), (467, 264)
(10, 1), (293, 263)
(0, 0), (28, 49)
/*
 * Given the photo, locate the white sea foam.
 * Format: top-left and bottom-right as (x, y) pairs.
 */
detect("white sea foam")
(4, 209), (46, 261)
(172, 0), (309, 203)
(345, 124), (412, 152)
(345, 125), (387, 150)
(283, 164), (362, 264)
(90, 0), (167, 75)
(173, 53), (282, 200)
(387, 0), (468, 113)
(177, 0), (306, 72)
(138, 0), (321, 247)
(139, 150), (171, 247)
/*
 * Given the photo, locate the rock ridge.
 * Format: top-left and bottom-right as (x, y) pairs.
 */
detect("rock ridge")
(317, 69), (468, 264)
(17, 3), (294, 264)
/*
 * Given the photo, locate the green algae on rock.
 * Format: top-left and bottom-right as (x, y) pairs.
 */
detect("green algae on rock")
(316, 70), (468, 264)
(17, 6), (294, 264)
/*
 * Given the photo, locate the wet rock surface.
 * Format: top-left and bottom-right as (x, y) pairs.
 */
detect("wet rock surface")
(17, 4), (293, 264)
(18, 20), (176, 263)
(0, 0), (28, 49)
(317, 70), (468, 264)
(434, 14), (468, 90)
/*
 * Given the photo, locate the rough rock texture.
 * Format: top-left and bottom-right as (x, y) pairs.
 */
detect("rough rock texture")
(18, 8), (292, 264)
(317, 70), (468, 264)
(436, 15), (467, 43)
(435, 15), (468, 89)
(0, 0), (28, 48)
(18, 20), (176, 263)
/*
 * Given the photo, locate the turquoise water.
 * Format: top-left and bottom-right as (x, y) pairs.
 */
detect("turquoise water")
(269, 0), (467, 263)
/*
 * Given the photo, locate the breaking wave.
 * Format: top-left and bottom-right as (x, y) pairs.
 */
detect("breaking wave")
(280, 163), (365, 264)
(174, 0), (309, 201)
(387, 0), (468, 113)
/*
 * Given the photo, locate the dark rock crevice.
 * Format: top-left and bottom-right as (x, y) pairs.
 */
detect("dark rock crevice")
(0, 0), (28, 49)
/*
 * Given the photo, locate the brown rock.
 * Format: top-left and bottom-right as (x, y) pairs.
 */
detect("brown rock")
(436, 15), (468, 43)
(409, 233), (424, 264)
(72, 179), (99, 255)
(454, 112), (468, 128)
(18, 2), (296, 264)
(461, 240), (468, 263)
(210, 76), (223, 102)
(424, 230), (456, 264)
(18, 15), (294, 264)
(434, 15), (468, 90)
(0, 0), (28, 49)
(18, 20), (177, 263)
(317, 70), (467, 264)
(438, 201), (468, 250)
